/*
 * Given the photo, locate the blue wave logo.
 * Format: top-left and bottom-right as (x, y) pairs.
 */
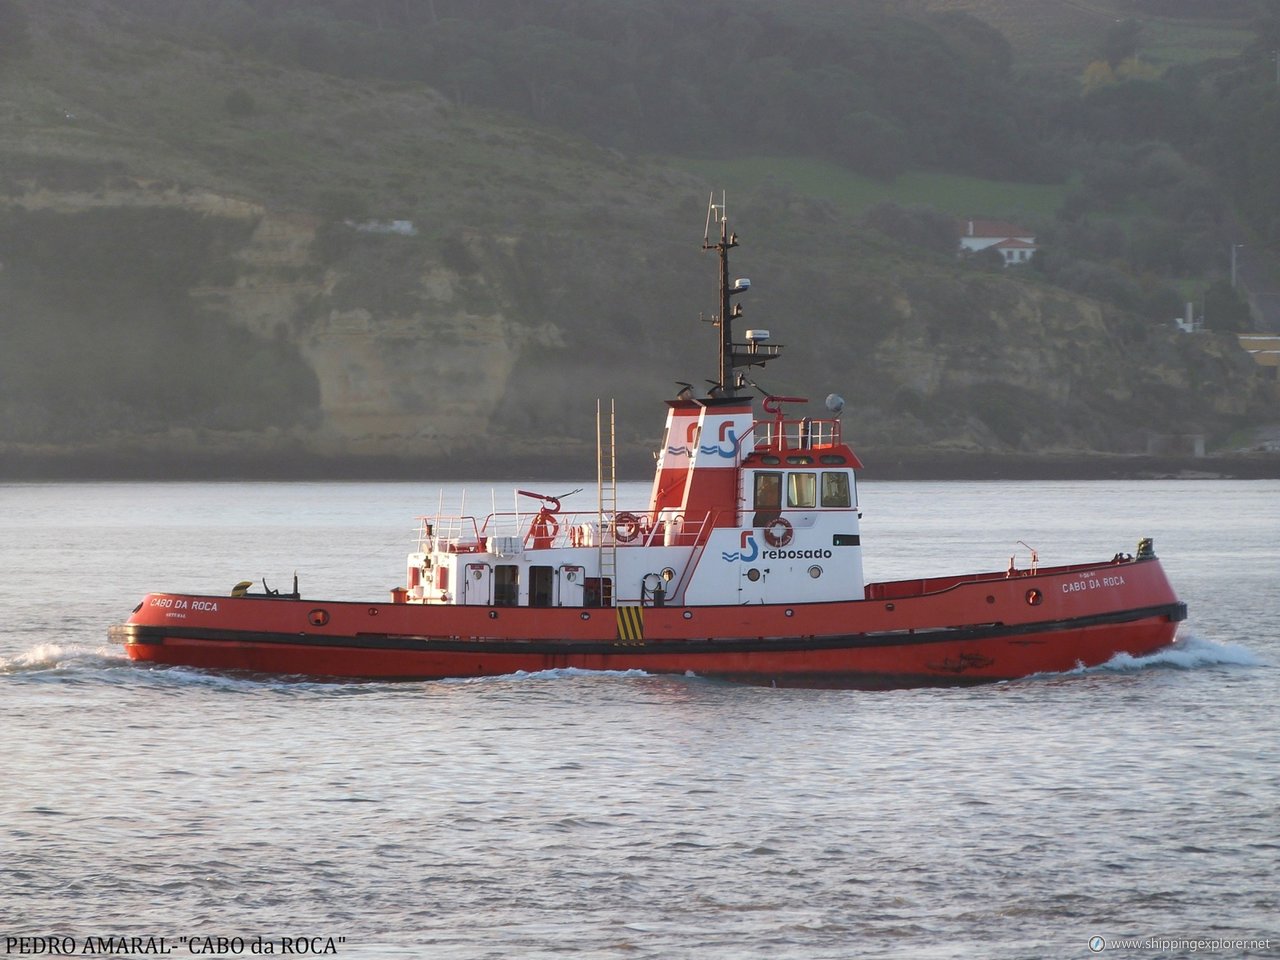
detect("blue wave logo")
(722, 532), (758, 563)
(665, 445), (690, 456)
(698, 426), (741, 459)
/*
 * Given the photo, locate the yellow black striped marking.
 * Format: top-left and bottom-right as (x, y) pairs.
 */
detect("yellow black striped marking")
(616, 605), (645, 645)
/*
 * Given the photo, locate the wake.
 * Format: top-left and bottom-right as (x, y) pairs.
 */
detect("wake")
(0, 642), (128, 675)
(442, 666), (653, 685)
(1064, 632), (1264, 678)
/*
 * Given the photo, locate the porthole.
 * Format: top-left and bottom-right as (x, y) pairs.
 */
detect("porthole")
(1026, 588), (1043, 606)
(885, 602), (895, 612)
(746, 568), (761, 582)
(580, 612), (591, 621)
(808, 565), (822, 579)
(785, 608), (794, 617)
(489, 610), (499, 619)
(683, 610), (693, 620)
(308, 609), (330, 626)
(986, 595), (996, 604)
(661, 568), (675, 582)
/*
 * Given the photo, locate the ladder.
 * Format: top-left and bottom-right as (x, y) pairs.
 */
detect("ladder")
(597, 398), (618, 606)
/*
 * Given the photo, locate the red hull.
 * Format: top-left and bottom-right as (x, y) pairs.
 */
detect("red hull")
(112, 557), (1185, 688)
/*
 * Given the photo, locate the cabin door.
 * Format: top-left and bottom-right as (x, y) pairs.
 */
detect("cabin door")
(529, 566), (554, 607)
(462, 562), (492, 605)
(557, 565), (585, 607)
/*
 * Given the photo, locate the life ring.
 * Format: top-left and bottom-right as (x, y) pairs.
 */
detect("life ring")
(535, 509), (560, 538)
(615, 512), (642, 543)
(763, 516), (794, 548)
(527, 507), (560, 548)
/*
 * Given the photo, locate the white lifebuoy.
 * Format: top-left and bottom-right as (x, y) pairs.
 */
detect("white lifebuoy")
(615, 512), (642, 543)
(763, 516), (794, 548)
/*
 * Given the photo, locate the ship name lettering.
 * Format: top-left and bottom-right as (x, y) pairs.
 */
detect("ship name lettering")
(1061, 574), (1125, 594)
(149, 598), (219, 612)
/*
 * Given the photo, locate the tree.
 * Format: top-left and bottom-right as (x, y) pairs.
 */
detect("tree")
(862, 202), (957, 256)
(1203, 279), (1252, 331)
(1102, 19), (1142, 68)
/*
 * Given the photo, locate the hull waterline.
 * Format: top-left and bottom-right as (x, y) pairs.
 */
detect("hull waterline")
(115, 613), (1182, 689)
(112, 559), (1185, 688)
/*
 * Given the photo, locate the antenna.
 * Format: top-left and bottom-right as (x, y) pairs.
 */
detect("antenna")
(698, 193), (780, 399)
(703, 191), (739, 395)
(703, 191), (726, 246)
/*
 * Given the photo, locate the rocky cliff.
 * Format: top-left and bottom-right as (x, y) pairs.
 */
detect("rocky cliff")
(0, 0), (1272, 477)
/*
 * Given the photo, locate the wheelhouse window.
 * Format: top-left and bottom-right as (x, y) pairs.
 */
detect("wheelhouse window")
(787, 472), (817, 508)
(753, 471), (782, 527)
(753, 472), (782, 510)
(821, 471), (851, 508)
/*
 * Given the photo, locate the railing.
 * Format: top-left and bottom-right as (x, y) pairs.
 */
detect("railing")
(416, 509), (723, 553)
(416, 515), (485, 552)
(752, 416), (841, 451)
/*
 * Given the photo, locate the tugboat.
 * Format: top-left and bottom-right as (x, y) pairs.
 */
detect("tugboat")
(110, 198), (1186, 688)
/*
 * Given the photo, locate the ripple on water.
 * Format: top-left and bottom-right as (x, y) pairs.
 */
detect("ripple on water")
(2, 480), (1277, 958)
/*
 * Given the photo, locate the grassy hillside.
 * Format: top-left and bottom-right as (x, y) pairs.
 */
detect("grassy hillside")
(918, 0), (1255, 73)
(0, 0), (1274, 476)
(675, 157), (1069, 220)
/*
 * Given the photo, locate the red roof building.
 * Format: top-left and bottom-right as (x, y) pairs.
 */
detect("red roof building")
(958, 219), (1038, 265)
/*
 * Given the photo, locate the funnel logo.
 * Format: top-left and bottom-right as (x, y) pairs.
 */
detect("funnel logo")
(700, 423), (743, 460)
(721, 531), (758, 563)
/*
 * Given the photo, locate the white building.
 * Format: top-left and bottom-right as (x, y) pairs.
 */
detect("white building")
(959, 219), (1038, 265)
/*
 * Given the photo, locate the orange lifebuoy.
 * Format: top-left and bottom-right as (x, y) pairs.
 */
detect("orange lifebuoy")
(615, 512), (642, 543)
(528, 507), (560, 548)
(763, 516), (794, 547)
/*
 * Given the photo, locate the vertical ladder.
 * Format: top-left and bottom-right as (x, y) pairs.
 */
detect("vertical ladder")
(597, 398), (618, 606)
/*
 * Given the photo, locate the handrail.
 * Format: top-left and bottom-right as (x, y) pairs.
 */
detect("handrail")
(663, 509), (723, 601)
(753, 416), (841, 451)
(416, 508), (719, 552)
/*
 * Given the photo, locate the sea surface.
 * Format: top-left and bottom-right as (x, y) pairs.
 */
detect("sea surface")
(1, 480), (1277, 960)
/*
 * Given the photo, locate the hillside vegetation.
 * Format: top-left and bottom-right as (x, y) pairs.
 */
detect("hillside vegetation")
(0, 0), (1276, 476)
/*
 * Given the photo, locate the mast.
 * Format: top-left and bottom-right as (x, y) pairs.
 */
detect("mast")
(702, 193), (780, 397)
(703, 194), (740, 396)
